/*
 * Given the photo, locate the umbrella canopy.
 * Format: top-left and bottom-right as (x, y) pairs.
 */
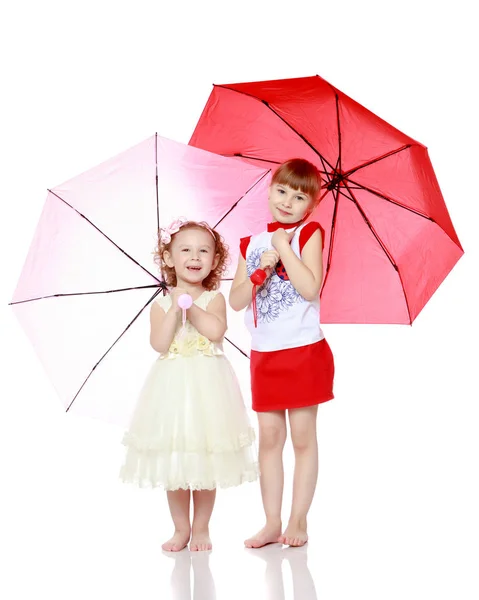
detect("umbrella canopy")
(190, 75), (463, 324)
(10, 134), (271, 425)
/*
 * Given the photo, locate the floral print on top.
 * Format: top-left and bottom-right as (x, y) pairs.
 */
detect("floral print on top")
(246, 247), (304, 325)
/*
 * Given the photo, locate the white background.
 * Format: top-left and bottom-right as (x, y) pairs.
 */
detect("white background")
(1, 1), (478, 599)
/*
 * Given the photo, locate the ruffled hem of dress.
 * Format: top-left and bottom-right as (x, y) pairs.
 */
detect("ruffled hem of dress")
(121, 427), (256, 453)
(119, 464), (260, 491)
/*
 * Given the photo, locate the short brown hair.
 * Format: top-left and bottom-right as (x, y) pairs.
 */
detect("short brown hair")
(272, 159), (322, 207)
(154, 221), (229, 291)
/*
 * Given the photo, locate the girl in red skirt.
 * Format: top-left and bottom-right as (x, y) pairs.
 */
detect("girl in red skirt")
(230, 158), (334, 548)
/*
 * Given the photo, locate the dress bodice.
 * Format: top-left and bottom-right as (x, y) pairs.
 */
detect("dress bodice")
(155, 290), (223, 359)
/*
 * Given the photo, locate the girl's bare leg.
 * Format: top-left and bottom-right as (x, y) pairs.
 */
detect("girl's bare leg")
(162, 489), (192, 551)
(279, 405), (319, 547)
(245, 410), (287, 548)
(190, 489), (216, 551)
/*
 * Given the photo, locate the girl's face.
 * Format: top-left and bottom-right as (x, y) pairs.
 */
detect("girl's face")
(268, 183), (313, 224)
(163, 227), (219, 285)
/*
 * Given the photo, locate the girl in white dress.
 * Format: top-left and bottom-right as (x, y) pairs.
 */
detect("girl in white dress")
(120, 218), (258, 552)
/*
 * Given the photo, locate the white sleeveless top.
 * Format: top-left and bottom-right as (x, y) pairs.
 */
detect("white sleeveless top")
(244, 223), (324, 352)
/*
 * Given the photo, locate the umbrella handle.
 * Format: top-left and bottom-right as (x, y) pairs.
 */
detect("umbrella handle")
(251, 268), (268, 285)
(178, 293), (193, 327)
(250, 268), (271, 328)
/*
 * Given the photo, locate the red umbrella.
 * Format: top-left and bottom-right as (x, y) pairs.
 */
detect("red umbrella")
(190, 75), (463, 324)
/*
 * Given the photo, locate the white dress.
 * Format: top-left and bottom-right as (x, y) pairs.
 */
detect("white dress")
(120, 290), (259, 490)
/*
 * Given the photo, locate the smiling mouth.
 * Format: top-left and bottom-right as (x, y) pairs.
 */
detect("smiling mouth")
(278, 208), (292, 216)
(187, 266), (202, 271)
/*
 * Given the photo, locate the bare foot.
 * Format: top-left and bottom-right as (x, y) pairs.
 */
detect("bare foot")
(278, 523), (308, 547)
(190, 530), (212, 552)
(162, 530), (191, 552)
(245, 522), (282, 549)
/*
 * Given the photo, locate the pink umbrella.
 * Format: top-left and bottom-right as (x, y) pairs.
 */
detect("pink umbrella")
(10, 135), (271, 425)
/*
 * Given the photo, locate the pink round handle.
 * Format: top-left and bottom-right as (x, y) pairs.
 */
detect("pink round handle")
(177, 293), (193, 327)
(178, 294), (193, 310)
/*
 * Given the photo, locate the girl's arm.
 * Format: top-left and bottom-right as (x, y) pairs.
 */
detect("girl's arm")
(229, 255), (254, 312)
(149, 301), (179, 353)
(273, 229), (323, 301)
(187, 292), (227, 342)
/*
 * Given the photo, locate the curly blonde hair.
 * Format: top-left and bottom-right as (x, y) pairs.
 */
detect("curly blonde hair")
(154, 221), (229, 291)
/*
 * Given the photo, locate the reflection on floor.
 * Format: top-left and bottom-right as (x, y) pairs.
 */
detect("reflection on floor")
(164, 543), (318, 600)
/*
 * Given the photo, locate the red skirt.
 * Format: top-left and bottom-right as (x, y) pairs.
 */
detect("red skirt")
(250, 339), (334, 412)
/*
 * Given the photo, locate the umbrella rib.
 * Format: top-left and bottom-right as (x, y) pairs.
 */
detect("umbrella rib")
(343, 182), (413, 323)
(345, 144), (412, 177)
(230, 153), (331, 179)
(217, 85), (336, 174)
(321, 76), (344, 177)
(318, 184), (335, 206)
(317, 72), (413, 178)
(343, 183), (397, 268)
(228, 154), (281, 165)
(65, 287), (164, 413)
(393, 266), (413, 325)
(319, 185), (341, 297)
(261, 101), (335, 173)
(9, 283), (166, 306)
(343, 178), (462, 251)
(335, 93), (342, 172)
(224, 336), (249, 358)
(48, 190), (158, 281)
(345, 177), (434, 221)
(213, 170), (271, 229)
(155, 132), (160, 232)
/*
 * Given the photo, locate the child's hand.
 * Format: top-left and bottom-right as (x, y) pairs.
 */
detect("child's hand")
(170, 287), (189, 312)
(271, 228), (294, 252)
(260, 250), (280, 274)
